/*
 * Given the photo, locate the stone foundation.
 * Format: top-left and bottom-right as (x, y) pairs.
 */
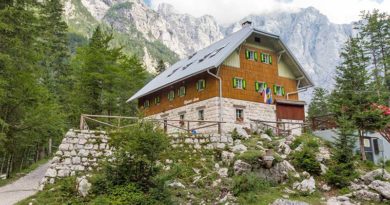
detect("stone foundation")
(148, 97), (283, 135)
(40, 129), (112, 189)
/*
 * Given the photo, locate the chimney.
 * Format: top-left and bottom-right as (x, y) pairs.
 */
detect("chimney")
(241, 20), (252, 28)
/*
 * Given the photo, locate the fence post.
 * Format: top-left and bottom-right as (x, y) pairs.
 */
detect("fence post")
(163, 119), (167, 133)
(187, 121), (190, 136)
(80, 115), (84, 130)
(218, 122), (221, 135)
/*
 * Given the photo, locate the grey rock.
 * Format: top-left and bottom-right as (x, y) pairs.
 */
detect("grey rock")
(316, 146), (331, 162)
(231, 144), (247, 153)
(369, 180), (390, 199)
(59, 144), (69, 151)
(361, 169), (390, 184)
(77, 176), (91, 197)
(261, 134), (272, 141)
(327, 196), (355, 205)
(320, 163), (328, 175)
(221, 151), (235, 164)
(352, 189), (381, 201)
(168, 181), (186, 189)
(45, 168), (57, 178)
(234, 160), (252, 175)
(293, 177), (316, 194)
(257, 160), (296, 183)
(218, 168), (229, 178)
(271, 199), (309, 205)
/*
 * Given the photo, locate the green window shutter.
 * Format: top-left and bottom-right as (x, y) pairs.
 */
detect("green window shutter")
(260, 53), (264, 62)
(202, 80), (206, 89)
(232, 78), (237, 88)
(282, 87), (285, 96)
(254, 52), (258, 61)
(183, 86), (186, 95)
(245, 50), (250, 59)
(196, 81), (199, 91)
(243, 79), (247, 89)
(264, 82), (268, 89)
(269, 56), (272, 64)
(255, 82), (259, 92)
(273, 85), (277, 94)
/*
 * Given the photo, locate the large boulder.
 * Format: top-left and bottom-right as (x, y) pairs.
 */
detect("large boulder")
(233, 126), (250, 139)
(277, 141), (291, 155)
(77, 176), (91, 197)
(233, 160), (252, 175)
(271, 199), (308, 205)
(369, 180), (390, 199)
(231, 144), (247, 154)
(293, 177), (316, 194)
(256, 160), (296, 183)
(361, 169), (390, 184)
(221, 151), (235, 165)
(352, 189), (381, 201)
(261, 133), (272, 141)
(327, 196), (355, 205)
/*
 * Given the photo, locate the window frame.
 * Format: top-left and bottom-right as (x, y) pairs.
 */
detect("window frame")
(260, 52), (272, 64)
(198, 109), (205, 121)
(144, 100), (150, 108)
(235, 109), (244, 122)
(255, 81), (267, 93)
(179, 114), (185, 127)
(197, 79), (206, 91)
(233, 77), (246, 90)
(168, 90), (175, 101)
(178, 86), (186, 97)
(274, 85), (284, 96)
(154, 96), (160, 105)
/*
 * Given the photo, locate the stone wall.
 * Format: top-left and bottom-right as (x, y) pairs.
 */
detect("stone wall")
(147, 97), (280, 135)
(40, 129), (111, 189)
(170, 133), (234, 150)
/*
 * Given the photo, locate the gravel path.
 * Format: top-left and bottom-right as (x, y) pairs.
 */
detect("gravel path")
(0, 162), (50, 205)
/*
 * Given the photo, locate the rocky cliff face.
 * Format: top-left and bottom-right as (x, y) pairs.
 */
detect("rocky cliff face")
(63, 0), (352, 86)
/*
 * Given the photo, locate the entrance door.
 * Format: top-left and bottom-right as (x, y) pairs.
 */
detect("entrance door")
(363, 137), (374, 162)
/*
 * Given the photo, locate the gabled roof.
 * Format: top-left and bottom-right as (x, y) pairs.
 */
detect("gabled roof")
(127, 26), (313, 102)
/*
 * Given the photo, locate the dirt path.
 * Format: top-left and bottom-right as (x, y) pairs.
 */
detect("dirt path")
(0, 162), (50, 205)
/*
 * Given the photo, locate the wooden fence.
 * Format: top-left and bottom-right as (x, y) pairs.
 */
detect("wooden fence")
(250, 119), (310, 136)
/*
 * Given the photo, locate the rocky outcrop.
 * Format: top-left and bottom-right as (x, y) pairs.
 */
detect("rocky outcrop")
(293, 177), (316, 194)
(256, 160), (296, 183)
(327, 196), (355, 205)
(361, 169), (390, 184)
(233, 160), (252, 175)
(352, 189), (381, 202)
(271, 199), (308, 205)
(77, 176), (91, 197)
(368, 180), (390, 199)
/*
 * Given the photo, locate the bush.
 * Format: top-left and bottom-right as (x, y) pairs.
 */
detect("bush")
(290, 137), (303, 150)
(232, 173), (274, 196)
(292, 146), (321, 176)
(231, 128), (242, 141)
(264, 128), (274, 138)
(237, 150), (263, 168)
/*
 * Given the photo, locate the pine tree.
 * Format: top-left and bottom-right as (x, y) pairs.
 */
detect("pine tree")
(155, 59), (166, 74)
(325, 116), (358, 188)
(308, 87), (330, 119)
(40, 0), (70, 100)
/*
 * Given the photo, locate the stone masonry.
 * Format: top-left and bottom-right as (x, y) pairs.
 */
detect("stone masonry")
(40, 129), (111, 189)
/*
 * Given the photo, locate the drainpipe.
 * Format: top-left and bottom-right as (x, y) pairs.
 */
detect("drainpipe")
(207, 67), (223, 124)
(286, 77), (309, 100)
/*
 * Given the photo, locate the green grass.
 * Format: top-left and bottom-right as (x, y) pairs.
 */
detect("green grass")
(0, 157), (50, 187)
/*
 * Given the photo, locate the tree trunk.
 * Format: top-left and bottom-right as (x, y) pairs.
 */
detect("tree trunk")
(359, 130), (367, 161)
(48, 137), (52, 155)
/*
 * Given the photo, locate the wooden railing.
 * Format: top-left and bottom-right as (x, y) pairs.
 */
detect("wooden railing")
(310, 114), (337, 131)
(250, 119), (309, 136)
(79, 114), (225, 135)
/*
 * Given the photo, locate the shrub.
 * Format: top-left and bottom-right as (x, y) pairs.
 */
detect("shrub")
(237, 150), (263, 168)
(231, 128), (242, 141)
(232, 173), (274, 196)
(264, 128), (274, 138)
(290, 137), (303, 150)
(292, 146), (321, 175)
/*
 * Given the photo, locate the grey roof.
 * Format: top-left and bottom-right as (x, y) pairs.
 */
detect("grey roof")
(127, 26), (313, 102)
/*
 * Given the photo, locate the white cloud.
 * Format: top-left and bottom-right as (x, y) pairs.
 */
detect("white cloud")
(150, 0), (390, 25)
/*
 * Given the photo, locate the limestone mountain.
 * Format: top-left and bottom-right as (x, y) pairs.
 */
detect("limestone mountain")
(63, 0), (352, 87)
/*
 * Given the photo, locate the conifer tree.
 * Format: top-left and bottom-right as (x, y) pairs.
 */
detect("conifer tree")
(308, 87), (330, 119)
(325, 116), (358, 188)
(155, 59), (166, 74)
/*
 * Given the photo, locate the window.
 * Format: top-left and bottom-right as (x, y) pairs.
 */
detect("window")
(198, 110), (204, 121)
(236, 109), (244, 122)
(178, 86), (186, 97)
(273, 85), (285, 96)
(179, 114), (185, 127)
(154, 96), (160, 105)
(260, 53), (272, 64)
(255, 81), (267, 93)
(245, 50), (258, 61)
(232, 77), (246, 89)
(196, 79), (206, 91)
(168, 90), (175, 101)
(144, 100), (150, 108)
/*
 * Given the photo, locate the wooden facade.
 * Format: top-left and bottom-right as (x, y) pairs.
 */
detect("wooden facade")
(140, 44), (301, 117)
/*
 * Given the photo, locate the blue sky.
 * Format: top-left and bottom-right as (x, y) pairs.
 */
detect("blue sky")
(146, 0), (390, 25)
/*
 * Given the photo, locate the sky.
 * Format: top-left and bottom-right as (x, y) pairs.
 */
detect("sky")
(147, 0), (390, 25)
